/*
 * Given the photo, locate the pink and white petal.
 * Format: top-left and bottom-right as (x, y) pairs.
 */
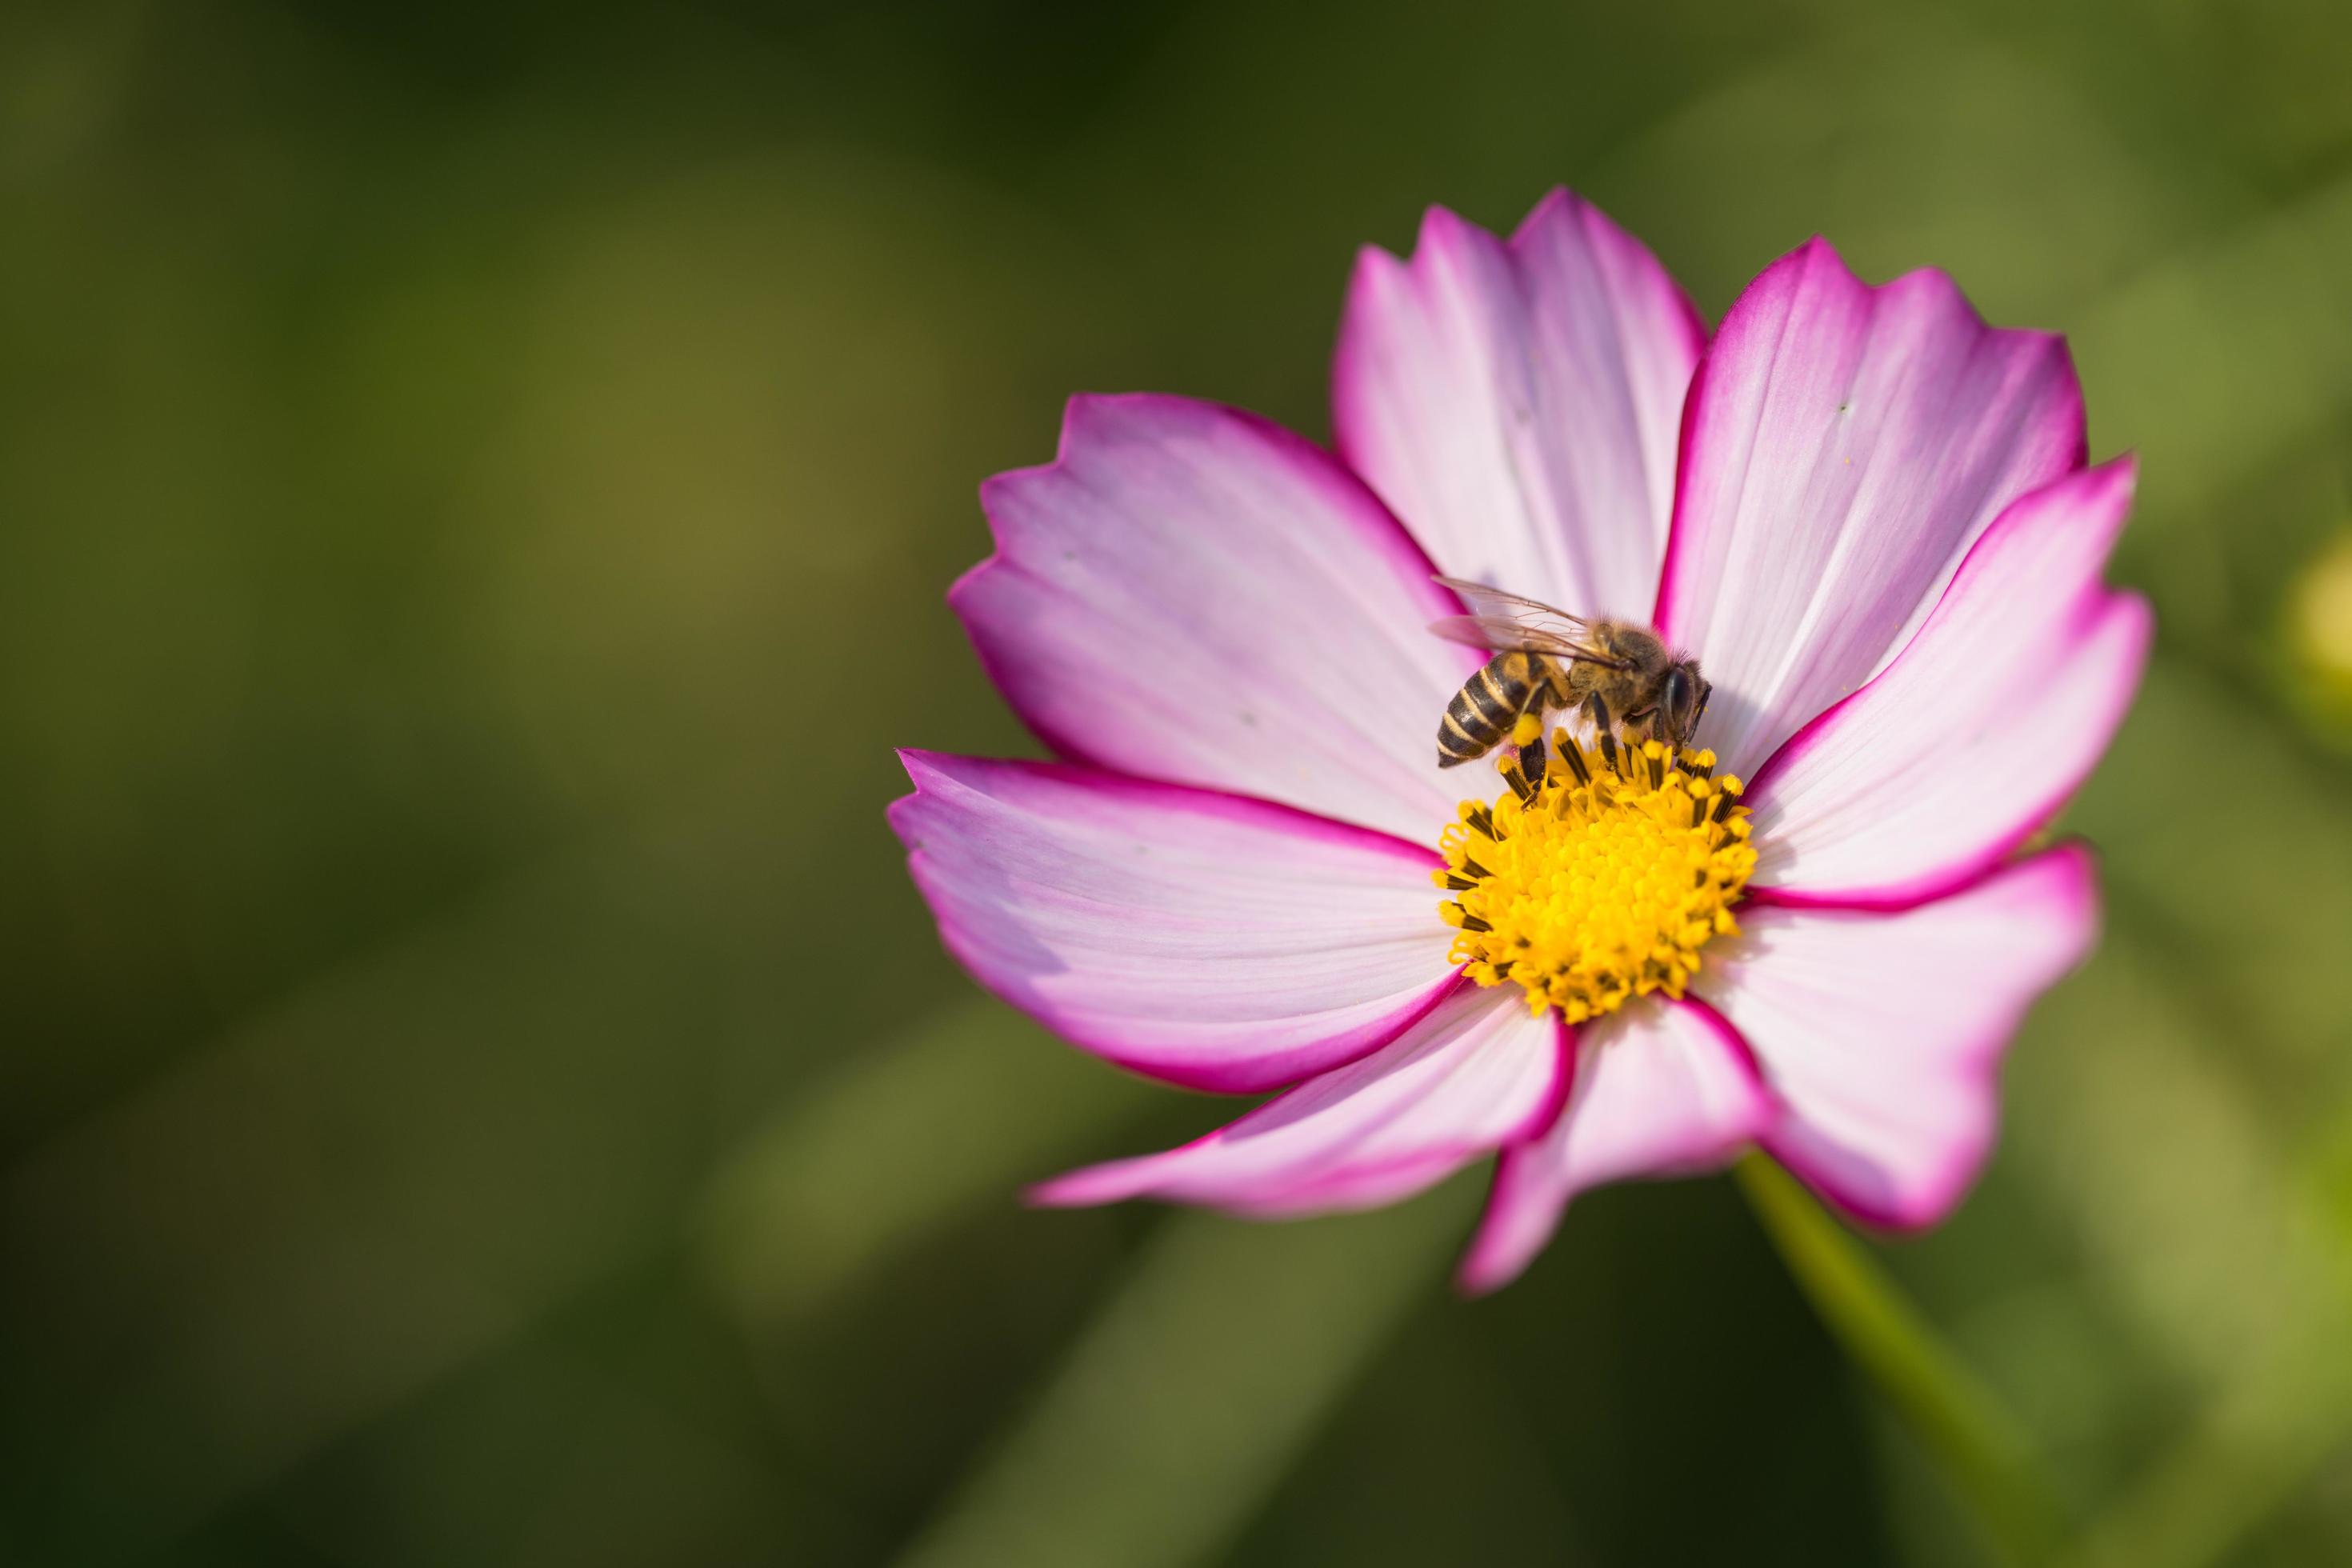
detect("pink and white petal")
(891, 750), (1461, 1094)
(957, 394), (1478, 842)
(1458, 998), (1774, 1294)
(1334, 191), (1706, 618)
(1654, 238), (2086, 777)
(1032, 982), (1565, 1218)
(1695, 846), (2098, 1229)
(1748, 458), (2151, 906)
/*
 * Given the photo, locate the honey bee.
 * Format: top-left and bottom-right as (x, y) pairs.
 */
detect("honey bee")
(1429, 577), (1711, 773)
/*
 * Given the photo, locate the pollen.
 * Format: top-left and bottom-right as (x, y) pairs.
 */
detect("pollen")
(1434, 731), (1756, 1023)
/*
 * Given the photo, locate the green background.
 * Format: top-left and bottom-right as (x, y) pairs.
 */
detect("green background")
(6, 0), (2352, 1562)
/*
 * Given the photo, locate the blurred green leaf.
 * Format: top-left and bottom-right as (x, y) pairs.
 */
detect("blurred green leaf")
(2001, 915), (2352, 1566)
(893, 1188), (1477, 1568)
(1738, 1156), (2066, 1566)
(2054, 1095), (2352, 1568)
(698, 996), (1159, 1323)
(2076, 176), (2352, 547)
(2063, 1326), (2352, 1568)
(0, 812), (934, 1556)
(2067, 661), (2352, 1101)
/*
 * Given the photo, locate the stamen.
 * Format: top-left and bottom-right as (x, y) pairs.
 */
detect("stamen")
(1435, 737), (1755, 1023)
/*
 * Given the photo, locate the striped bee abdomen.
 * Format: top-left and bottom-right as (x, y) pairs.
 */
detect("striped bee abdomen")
(1438, 652), (1545, 768)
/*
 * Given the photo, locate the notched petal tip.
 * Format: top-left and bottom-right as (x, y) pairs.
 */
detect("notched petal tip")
(1414, 200), (1478, 249)
(1023, 1165), (1131, 1210)
(2034, 837), (2104, 937)
(1509, 183), (1584, 234)
(887, 747), (953, 847)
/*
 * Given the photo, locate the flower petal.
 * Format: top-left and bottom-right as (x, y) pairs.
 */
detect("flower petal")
(1031, 982), (1566, 1217)
(1748, 458), (2152, 907)
(891, 750), (1462, 1093)
(1458, 998), (1774, 1294)
(1695, 846), (2098, 1228)
(957, 394), (1478, 842)
(1655, 238), (2086, 775)
(1333, 191), (1706, 618)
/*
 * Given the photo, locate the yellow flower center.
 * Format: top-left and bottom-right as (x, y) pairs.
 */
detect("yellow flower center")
(1435, 722), (1756, 1023)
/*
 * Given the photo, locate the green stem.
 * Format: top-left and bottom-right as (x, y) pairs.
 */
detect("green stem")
(1736, 1154), (2068, 1566)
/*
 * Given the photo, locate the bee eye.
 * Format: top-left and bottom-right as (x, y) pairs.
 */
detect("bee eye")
(1662, 667), (1696, 725)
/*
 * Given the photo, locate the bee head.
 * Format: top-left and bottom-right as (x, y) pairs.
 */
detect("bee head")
(1658, 662), (1710, 750)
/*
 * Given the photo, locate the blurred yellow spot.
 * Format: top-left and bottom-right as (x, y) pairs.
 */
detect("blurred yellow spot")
(1435, 734), (1756, 1023)
(2293, 534), (2352, 684)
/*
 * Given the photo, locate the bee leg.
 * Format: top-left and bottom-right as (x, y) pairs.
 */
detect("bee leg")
(1621, 705), (1661, 753)
(1510, 709), (1547, 783)
(1582, 692), (1620, 774)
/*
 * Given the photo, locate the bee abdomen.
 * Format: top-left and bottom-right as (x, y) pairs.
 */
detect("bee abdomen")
(1438, 654), (1539, 767)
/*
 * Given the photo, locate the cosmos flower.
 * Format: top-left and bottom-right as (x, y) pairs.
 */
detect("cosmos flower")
(891, 190), (2150, 1291)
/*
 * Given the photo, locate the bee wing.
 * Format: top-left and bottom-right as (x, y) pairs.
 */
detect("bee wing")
(1426, 578), (1628, 667)
(1433, 576), (1596, 638)
(1425, 614), (1606, 658)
